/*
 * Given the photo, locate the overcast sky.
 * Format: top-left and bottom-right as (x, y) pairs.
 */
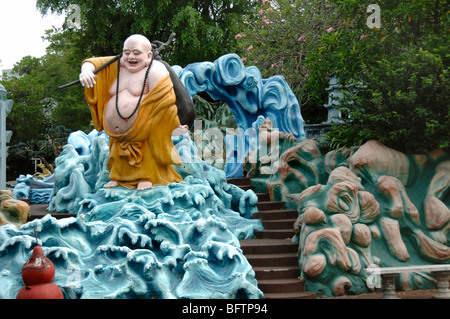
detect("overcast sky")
(0, 0), (65, 70)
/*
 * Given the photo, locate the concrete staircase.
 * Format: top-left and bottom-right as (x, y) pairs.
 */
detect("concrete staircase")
(228, 177), (316, 299)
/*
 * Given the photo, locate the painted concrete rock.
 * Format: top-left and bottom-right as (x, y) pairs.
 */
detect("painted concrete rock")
(247, 136), (449, 297)
(0, 189), (30, 228)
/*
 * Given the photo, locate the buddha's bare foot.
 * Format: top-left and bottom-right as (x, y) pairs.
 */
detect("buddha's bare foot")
(104, 180), (119, 188)
(137, 181), (153, 191)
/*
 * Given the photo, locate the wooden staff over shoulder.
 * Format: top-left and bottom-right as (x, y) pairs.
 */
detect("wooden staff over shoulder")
(57, 54), (121, 90)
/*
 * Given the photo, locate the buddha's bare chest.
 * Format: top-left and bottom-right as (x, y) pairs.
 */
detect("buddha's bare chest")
(105, 68), (149, 134)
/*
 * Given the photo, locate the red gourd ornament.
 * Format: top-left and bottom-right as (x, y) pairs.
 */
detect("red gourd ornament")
(16, 229), (64, 299)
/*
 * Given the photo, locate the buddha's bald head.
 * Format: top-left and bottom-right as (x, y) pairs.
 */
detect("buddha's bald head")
(123, 34), (152, 53)
(121, 34), (153, 73)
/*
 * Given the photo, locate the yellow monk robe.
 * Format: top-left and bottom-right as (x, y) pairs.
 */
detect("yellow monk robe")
(83, 56), (183, 189)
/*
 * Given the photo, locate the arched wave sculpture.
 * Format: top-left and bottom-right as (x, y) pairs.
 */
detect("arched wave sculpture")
(173, 53), (305, 178)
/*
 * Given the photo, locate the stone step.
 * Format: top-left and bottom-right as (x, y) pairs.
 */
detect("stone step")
(257, 278), (306, 293)
(251, 209), (298, 220)
(253, 266), (300, 280)
(255, 229), (295, 240)
(226, 178), (257, 191)
(240, 239), (297, 254)
(257, 201), (285, 211)
(255, 193), (270, 202)
(238, 185), (255, 191)
(29, 204), (76, 221)
(245, 253), (298, 267)
(227, 177), (252, 186)
(261, 218), (296, 230)
(264, 291), (317, 299)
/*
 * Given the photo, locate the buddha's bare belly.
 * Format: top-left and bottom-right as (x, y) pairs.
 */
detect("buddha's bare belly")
(104, 65), (151, 135)
(105, 89), (148, 134)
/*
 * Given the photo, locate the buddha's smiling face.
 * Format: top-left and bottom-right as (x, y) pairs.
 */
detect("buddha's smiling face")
(121, 35), (152, 73)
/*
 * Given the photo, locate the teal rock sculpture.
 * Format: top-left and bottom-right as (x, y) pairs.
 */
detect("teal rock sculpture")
(0, 132), (263, 299)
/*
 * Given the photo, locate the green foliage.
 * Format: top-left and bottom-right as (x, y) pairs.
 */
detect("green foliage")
(1, 29), (89, 179)
(328, 48), (449, 152)
(4, 57), (54, 144)
(236, 0), (448, 153)
(318, 0), (449, 152)
(313, 0), (449, 80)
(3, 31), (91, 141)
(36, 0), (258, 66)
(235, 0), (341, 123)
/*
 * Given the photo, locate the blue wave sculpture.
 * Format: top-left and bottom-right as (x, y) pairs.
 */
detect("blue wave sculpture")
(13, 175), (54, 204)
(175, 54), (304, 138)
(0, 132), (263, 299)
(174, 53), (305, 177)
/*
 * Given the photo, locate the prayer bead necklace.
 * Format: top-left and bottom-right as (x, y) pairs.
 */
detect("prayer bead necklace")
(115, 54), (154, 121)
